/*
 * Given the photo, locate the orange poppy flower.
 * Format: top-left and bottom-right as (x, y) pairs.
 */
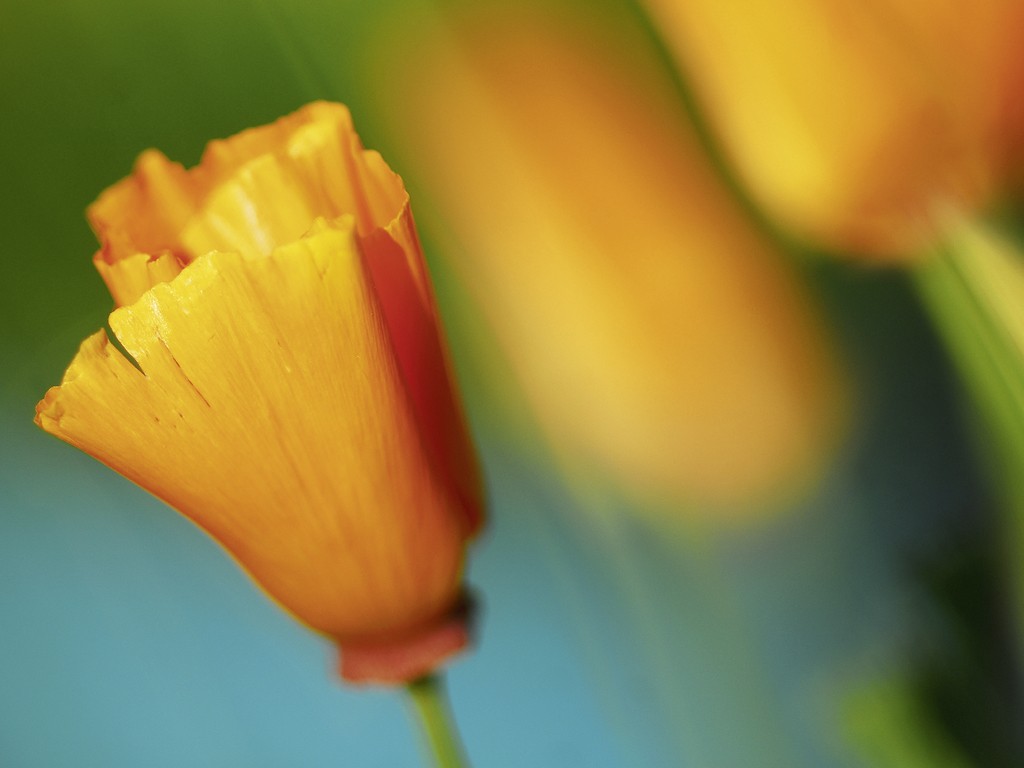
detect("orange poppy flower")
(363, 6), (846, 512)
(643, 0), (1024, 256)
(35, 102), (483, 684)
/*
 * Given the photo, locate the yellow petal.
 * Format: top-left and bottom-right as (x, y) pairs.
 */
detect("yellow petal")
(88, 103), (408, 297)
(93, 251), (183, 308)
(88, 100), (482, 534)
(38, 220), (467, 643)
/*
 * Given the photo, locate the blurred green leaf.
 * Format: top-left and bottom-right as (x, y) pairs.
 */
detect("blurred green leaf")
(842, 673), (972, 768)
(915, 214), (1024, 561)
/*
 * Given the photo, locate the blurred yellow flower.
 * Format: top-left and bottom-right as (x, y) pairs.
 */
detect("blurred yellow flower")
(644, 0), (1024, 256)
(365, 5), (846, 512)
(36, 103), (483, 684)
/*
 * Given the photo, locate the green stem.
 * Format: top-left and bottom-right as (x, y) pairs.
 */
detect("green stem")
(913, 212), (1024, 660)
(406, 674), (470, 768)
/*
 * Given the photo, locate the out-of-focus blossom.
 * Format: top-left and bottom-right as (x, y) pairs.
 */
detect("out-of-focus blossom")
(366, 5), (846, 512)
(36, 103), (483, 684)
(643, 0), (1024, 256)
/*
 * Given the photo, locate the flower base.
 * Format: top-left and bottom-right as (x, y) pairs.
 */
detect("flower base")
(339, 594), (475, 685)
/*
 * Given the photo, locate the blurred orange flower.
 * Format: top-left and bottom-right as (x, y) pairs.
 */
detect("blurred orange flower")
(35, 103), (483, 684)
(365, 5), (846, 512)
(644, 0), (1024, 256)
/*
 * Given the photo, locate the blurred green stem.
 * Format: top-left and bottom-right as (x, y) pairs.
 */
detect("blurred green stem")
(406, 674), (470, 768)
(913, 212), (1024, 649)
